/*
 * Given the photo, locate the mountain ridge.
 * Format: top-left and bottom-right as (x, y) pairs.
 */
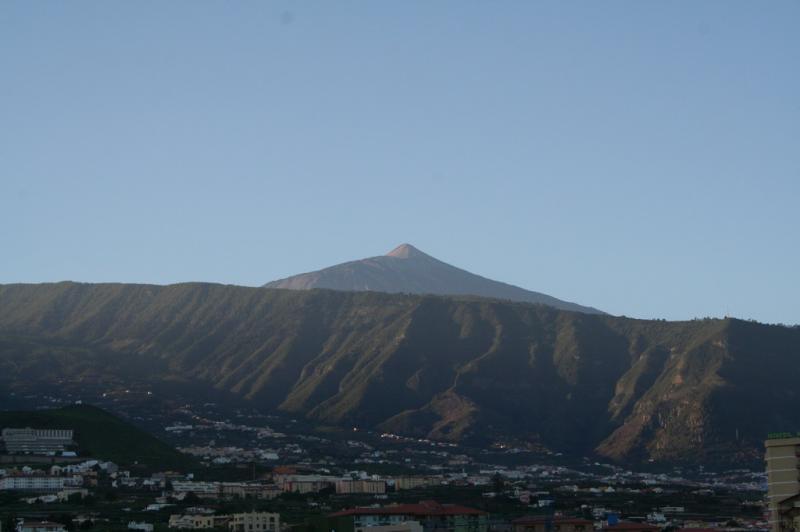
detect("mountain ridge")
(264, 244), (604, 315)
(1, 281), (798, 465)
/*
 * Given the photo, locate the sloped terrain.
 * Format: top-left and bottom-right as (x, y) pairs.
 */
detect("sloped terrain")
(265, 244), (603, 314)
(0, 282), (797, 464)
(0, 404), (195, 470)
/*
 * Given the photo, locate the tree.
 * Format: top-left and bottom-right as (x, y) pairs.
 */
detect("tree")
(183, 491), (201, 505)
(491, 473), (505, 493)
(48, 513), (74, 532)
(3, 513), (18, 532)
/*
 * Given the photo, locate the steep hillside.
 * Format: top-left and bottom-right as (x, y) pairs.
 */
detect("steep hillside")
(0, 282), (797, 464)
(265, 244), (604, 314)
(0, 404), (194, 470)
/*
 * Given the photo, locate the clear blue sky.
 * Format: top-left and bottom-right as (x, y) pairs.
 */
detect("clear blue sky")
(1, 2), (798, 324)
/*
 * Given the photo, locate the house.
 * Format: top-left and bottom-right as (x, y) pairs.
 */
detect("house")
(57, 488), (89, 501)
(602, 523), (660, 532)
(16, 521), (67, 532)
(355, 523), (423, 532)
(512, 516), (593, 532)
(128, 523), (154, 532)
(330, 500), (488, 532)
(171, 480), (221, 498)
(229, 512), (280, 532)
(168, 515), (216, 529)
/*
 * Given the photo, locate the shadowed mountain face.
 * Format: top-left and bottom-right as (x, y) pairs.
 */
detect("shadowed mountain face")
(264, 244), (604, 315)
(1, 282), (798, 465)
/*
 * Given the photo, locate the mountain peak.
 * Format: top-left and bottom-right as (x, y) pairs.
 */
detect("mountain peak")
(386, 243), (426, 259)
(264, 244), (604, 314)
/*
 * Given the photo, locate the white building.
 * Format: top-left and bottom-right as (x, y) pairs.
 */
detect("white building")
(0, 476), (66, 492)
(171, 480), (221, 498)
(2, 428), (74, 455)
(128, 522), (154, 532)
(168, 515), (217, 530)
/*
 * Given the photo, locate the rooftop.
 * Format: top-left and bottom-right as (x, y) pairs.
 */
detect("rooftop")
(331, 500), (486, 517)
(513, 516), (593, 526)
(603, 523), (660, 531)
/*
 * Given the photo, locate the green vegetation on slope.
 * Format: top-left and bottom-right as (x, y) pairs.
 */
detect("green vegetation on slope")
(0, 404), (194, 470)
(0, 282), (798, 464)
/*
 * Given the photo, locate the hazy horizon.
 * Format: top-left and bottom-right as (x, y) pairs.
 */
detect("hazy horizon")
(2, 2), (798, 324)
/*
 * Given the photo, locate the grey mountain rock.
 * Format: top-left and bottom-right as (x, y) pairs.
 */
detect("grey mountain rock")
(265, 243), (604, 314)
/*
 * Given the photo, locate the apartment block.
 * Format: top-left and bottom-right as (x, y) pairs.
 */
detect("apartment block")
(229, 512), (280, 532)
(336, 479), (387, 495)
(766, 435), (800, 532)
(1, 429), (74, 455)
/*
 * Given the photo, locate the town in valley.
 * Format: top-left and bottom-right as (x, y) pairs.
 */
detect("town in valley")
(0, 388), (779, 532)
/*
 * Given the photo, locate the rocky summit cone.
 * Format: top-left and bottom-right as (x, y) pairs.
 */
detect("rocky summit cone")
(264, 243), (603, 314)
(385, 243), (430, 259)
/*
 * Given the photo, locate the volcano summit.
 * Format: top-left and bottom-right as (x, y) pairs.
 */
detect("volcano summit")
(265, 244), (603, 314)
